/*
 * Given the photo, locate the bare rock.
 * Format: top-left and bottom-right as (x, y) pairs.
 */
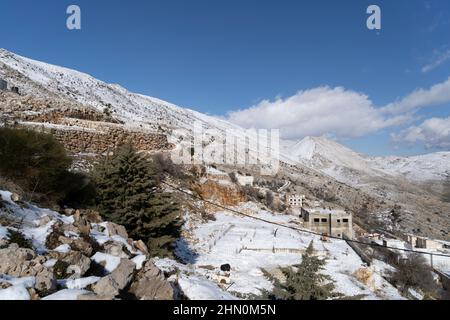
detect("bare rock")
(103, 241), (131, 259)
(129, 261), (174, 300)
(0, 245), (37, 276)
(38, 215), (52, 227)
(53, 251), (92, 278)
(91, 258), (135, 298)
(10, 193), (20, 202)
(105, 222), (128, 240)
(35, 268), (57, 294)
(134, 240), (149, 255)
(73, 210), (91, 236)
(69, 238), (94, 257)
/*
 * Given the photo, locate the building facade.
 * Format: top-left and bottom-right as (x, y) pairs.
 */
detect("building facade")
(301, 208), (353, 239)
(0, 79), (7, 91)
(286, 194), (305, 208)
(236, 174), (254, 187)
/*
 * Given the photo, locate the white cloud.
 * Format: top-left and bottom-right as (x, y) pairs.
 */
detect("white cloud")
(381, 77), (450, 115)
(392, 117), (450, 149)
(228, 86), (407, 140)
(422, 49), (450, 73)
(227, 78), (450, 148)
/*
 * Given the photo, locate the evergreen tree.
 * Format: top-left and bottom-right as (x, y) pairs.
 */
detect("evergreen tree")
(263, 241), (336, 300)
(94, 144), (181, 257)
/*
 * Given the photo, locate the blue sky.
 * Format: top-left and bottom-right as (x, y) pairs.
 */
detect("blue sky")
(1, 0), (449, 156)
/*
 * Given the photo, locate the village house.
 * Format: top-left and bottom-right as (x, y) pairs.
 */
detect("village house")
(406, 234), (445, 251)
(301, 207), (353, 239)
(286, 193), (305, 208)
(235, 174), (254, 187)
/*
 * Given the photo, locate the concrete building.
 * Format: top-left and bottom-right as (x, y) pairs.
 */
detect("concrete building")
(0, 78), (7, 91)
(236, 174), (254, 187)
(406, 234), (445, 250)
(286, 193), (305, 208)
(301, 207), (353, 239)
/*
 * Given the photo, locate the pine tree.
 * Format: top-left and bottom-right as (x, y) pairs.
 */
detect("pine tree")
(94, 144), (182, 257)
(263, 241), (336, 300)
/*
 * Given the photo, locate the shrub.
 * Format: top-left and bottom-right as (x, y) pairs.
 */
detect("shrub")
(6, 229), (33, 249)
(93, 144), (182, 257)
(151, 153), (185, 179)
(388, 253), (437, 295)
(0, 128), (71, 199)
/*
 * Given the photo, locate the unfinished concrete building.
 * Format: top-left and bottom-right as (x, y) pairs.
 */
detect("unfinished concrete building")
(301, 207), (353, 239)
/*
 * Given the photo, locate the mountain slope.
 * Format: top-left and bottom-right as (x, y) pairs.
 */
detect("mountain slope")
(285, 136), (450, 185)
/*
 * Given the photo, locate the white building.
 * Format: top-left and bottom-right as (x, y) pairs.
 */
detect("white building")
(236, 174), (254, 187)
(286, 194), (305, 208)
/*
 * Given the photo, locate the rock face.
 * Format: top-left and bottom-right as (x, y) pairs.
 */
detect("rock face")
(91, 258), (136, 298)
(129, 261), (174, 300)
(192, 180), (245, 208)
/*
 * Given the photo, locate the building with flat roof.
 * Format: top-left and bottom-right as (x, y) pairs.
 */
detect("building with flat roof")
(286, 193), (305, 208)
(235, 174), (254, 187)
(301, 207), (353, 239)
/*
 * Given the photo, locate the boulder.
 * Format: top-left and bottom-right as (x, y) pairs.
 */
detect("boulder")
(73, 211), (91, 236)
(105, 222), (129, 240)
(0, 245), (37, 276)
(129, 261), (174, 300)
(10, 193), (20, 202)
(103, 241), (131, 259)
(59, 251), (91, 278)
(91, 258), (135, 298)
(134, 240), (149, 255)
(69, 238), (94, 257)
(35, 268), (57, 294)
(38, 215), (52, 227)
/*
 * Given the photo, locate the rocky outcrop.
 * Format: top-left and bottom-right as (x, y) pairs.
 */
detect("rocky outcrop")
(129, 261), (174, 300)
(0, 193), (176, 300)
(192, 180), (245, 208)
(91, 258), (135, 298)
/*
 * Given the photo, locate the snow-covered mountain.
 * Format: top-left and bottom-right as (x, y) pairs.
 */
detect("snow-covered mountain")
(0, 48), (285, 170)
(0, 48), (240, 134)
(284, 136), (450, 185)
(1, 48), (448, 185)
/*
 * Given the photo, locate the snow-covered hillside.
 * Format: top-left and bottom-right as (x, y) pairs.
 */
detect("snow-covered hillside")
(2, 48), (447, 184)
(155, 203), (405, 300)
(284, 136), (450, 184)
(0, 48), (286, 170)
(0, 48), (240, 134)
(372, 153), (450, 182)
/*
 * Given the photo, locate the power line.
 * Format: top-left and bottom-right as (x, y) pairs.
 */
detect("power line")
(161, 180), (450, 259)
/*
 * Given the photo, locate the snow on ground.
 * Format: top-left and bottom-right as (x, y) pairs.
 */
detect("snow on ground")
(156, 207), (404, 300)
(58, 277), (100, 290)
(42, 289), (91, 300)
(0, 190), (74, 254)
(0, 284), (31, 300)
(0, 225), (8, 239)
(178, 274), (238, 300)
(91, 252), (121, 273)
